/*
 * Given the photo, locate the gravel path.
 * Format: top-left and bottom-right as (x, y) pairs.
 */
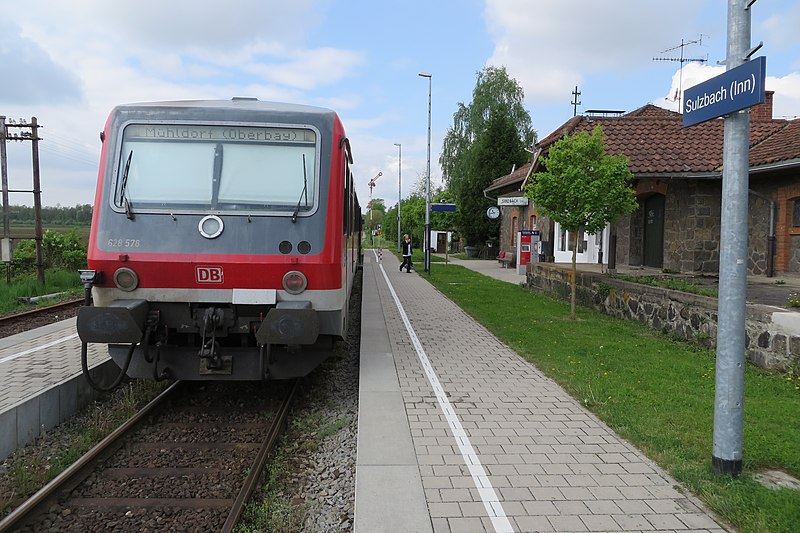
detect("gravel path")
(263, 273), (361, 532)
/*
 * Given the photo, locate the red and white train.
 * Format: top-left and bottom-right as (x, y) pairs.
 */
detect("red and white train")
(77, 98), (361, 384)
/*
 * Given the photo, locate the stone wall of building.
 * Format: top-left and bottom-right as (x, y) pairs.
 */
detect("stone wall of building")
(525, 263), (800, 371)
(613, 179), (788, 276)
(611, 215), (632, 267)
(661, 181), (722, 273)
(627, 204), (645, 266)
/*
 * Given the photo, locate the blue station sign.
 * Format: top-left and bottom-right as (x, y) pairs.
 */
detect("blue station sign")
(431, 203), (456, 212)
(682, 56), (766, 128)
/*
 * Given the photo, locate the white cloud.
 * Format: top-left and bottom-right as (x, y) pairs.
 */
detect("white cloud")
(0, 21), (83, 105)
(244, 48), (366, 90)
(0, 0), (367, 206)
(767, 73), (800, 119)
(760, 2), (800, 51)
(483, 0), (717, 102)
(657, 62), (725, 112)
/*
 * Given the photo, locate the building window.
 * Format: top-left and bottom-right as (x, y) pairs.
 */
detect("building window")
(530, 214), (537, 229)
(793, 198), (800, 227)
(511, 216), (517, 239)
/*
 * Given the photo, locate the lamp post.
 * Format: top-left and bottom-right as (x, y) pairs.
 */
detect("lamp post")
(419, 71), (432, 273)
(394, 143), (402, 253)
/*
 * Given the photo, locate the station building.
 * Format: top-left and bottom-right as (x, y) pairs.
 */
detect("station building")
(484, 92), (800, 275)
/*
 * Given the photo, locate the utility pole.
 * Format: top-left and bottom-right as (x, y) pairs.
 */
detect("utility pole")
(571, 86), (581, 117)
(0, 116), (45, 284)
(712, 0), (756, 477)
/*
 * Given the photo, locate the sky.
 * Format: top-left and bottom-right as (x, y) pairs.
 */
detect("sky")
(1, 0), (799, 212)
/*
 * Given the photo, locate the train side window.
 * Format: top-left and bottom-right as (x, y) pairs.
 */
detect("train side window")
(344, 164), (351, 235)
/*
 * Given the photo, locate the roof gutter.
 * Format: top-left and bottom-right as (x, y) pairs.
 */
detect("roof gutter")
(749, 158), (800, 174)
(633, 172), (722, 180)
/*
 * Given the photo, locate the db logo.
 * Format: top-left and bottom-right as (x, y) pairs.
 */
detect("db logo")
(196, 266), (224, 284)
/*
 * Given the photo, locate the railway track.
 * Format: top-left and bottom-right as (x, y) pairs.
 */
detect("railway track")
(0, 297), (83, 338)
(0, 378), (299, 532)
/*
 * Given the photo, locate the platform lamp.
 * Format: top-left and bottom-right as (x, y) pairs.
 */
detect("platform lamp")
(419, 71), (432, 273)
(394, 143), (402, 253)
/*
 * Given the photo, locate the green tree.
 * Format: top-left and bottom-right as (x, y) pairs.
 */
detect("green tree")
(526, 125), (637, 319)
(366, 198), (386, 245)
(440, 66), (534, 247)
(6, 204), (93, 226)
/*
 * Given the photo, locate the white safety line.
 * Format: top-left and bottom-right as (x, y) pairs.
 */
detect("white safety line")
(0, 333), (79, 364)
(373, 251), (515, 533)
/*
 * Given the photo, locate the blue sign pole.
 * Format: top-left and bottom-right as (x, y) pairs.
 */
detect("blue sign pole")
(712, 0), (755, 478)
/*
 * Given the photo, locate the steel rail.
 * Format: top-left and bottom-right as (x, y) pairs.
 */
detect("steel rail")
(0, 296), (83, 323)
(0, 380), (182, 533)
(222, 378), (300, 533)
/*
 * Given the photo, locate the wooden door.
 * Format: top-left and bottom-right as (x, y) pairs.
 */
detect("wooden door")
(644, 194), (665, 268)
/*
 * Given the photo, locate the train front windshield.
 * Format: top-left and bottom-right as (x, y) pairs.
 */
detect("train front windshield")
(113, 124), (319, 214)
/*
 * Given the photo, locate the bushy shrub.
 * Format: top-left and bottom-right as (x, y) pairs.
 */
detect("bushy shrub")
(12, 229), (87, 273)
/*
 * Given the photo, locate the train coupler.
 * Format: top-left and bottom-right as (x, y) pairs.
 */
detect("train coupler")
(197, 308), (233, 374)
(198, 340), (233, 374)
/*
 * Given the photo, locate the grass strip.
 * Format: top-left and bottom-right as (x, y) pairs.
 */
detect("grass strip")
(0, 268), (82, 314)
(423, 263), (799, 533)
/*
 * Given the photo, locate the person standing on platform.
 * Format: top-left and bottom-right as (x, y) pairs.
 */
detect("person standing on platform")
(399, 234), (413, 273)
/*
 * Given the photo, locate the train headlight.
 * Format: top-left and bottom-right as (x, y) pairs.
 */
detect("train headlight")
(282, 271), (307, 295)
(113, 267), (139, 292)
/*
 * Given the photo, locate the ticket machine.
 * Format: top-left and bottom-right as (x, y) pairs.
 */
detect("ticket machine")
(516, 229), (540, 275)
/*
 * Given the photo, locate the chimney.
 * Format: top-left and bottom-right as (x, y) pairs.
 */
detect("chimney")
(751, 90), (774, 121)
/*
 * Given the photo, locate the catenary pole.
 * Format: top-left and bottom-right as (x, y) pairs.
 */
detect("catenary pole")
(712, 0), (753, 476)
(31, 117), (45, 285)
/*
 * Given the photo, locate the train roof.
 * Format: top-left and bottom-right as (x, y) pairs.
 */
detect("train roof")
(113, 98), (338, 120)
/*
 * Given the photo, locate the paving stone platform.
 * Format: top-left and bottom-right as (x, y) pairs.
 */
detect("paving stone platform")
(0, 318), (113, 461)
(355, 251), (729, 532)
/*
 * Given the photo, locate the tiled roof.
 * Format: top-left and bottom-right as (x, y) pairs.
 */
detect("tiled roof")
(536, 105), (796, 175)
(483, 103), (800, 194)
(750, 119), (800, 167)
(485, 162), (532, 193)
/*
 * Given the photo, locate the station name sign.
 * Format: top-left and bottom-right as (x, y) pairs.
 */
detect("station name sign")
(497, 197), (529, 206)
(431, 203), (456, 212)
(682, 56), (766, 128)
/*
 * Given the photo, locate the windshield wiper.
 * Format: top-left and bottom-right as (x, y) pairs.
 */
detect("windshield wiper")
(120, 150), (134, 220)
(291, 154), (309, 223)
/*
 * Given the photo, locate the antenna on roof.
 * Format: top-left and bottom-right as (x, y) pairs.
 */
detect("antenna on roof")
(653, 35), (708, 113)
(571, 86), (581, 117)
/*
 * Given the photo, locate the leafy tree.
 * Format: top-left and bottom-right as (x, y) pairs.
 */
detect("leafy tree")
(383, 186), (454, 252)
(526, 125), (637, 319)
(440, 66), (534, 247)
(365, 198), (387, 245)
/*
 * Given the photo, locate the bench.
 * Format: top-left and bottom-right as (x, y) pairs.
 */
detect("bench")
(497, 251), (514, 268)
